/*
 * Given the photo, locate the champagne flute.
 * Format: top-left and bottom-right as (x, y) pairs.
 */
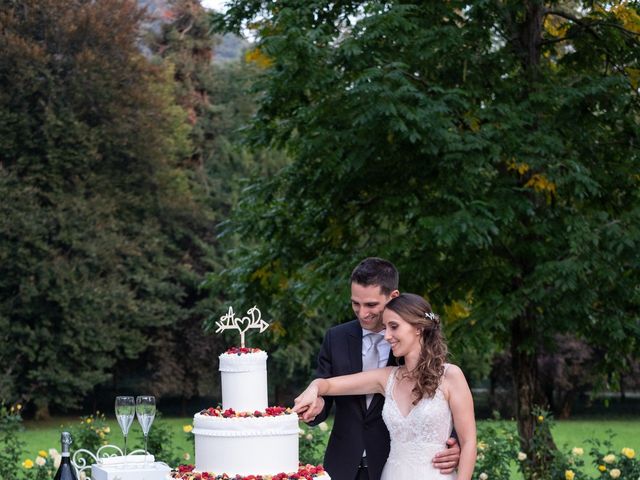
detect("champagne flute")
(136, 395), (156, 464)
(114, 396), (135, 460)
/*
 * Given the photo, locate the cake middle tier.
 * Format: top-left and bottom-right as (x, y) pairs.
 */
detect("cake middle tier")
(192, 412), (300, 476)
(219, 350), (268, 412)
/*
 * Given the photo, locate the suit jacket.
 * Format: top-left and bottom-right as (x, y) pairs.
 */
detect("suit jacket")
(310, 319), (396, 480)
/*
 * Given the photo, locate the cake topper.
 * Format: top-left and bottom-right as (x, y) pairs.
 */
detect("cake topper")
(215, 306), (269, 347)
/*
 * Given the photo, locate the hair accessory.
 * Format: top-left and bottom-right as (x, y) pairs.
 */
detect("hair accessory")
(424, 312), (440, 325)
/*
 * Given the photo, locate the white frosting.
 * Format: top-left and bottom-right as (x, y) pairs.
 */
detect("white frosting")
(219, 351), (268, 412)
(193, 412), (299, 476)
(189, 349), (331, 479)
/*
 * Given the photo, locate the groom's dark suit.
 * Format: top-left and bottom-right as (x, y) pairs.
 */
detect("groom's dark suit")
(311, 319), (396, 480)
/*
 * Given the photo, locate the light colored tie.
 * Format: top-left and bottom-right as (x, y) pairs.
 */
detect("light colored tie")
(363, 333), (383, 408)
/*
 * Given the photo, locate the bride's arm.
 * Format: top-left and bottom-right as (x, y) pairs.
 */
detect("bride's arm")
(293, 367), (392, 414)
(445, 365), (476, 480)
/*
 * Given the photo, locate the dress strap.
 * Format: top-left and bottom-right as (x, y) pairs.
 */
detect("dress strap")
(436, 363), (451, 392)
(384, 366), (399, 397)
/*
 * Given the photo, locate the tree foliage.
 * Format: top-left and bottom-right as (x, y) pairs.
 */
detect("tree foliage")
(214, 0), (640, 470)
(140, 0), (292, 403)
(0, 0), (204, 415)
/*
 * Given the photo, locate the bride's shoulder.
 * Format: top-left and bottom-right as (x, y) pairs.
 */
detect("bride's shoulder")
(441, 363), (467, 384)
(443, 362), (462, 375)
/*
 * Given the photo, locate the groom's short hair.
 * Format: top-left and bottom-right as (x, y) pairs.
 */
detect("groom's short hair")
(350, 257), (399, 295)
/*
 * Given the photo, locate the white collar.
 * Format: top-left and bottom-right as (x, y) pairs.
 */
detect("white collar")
(362, 328), (385, 337)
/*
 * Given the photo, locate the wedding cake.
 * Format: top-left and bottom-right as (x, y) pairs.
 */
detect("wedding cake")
(169, 307), (329, 480)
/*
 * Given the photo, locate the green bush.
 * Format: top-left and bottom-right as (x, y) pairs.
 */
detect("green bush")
(298, 421), (331, 465)
(22, 452), (57, 480)
(589, 439), (639, 480)
(0, 403), (25, 480)
(473, 419), (519, 480)
(517, 408), (573, 480)
(1, 404), (57, 480)
(69, 412), (112, 454)
(505, 408), (639, 480)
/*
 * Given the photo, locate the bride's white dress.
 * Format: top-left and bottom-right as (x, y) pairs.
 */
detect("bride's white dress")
(380, 365), (457, 480)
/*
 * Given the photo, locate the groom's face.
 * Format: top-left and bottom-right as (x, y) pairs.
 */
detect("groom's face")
(350, 283), (397, 333)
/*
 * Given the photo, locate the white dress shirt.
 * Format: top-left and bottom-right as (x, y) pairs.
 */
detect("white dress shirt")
(361, 329), (390, 369)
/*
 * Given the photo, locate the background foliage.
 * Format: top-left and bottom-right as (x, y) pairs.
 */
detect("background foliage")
(0, 0), (193, 417)
(0, 2), (638, 471)
(213, 0), (640, 474)
(0, 0), (277, 416)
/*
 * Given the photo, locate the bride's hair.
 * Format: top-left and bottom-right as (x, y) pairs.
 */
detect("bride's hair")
(385, 293), (448, 403)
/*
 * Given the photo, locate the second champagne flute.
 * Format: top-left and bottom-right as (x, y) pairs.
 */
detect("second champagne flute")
(136, 395), (156, 463)
(114, 396), (135, 459)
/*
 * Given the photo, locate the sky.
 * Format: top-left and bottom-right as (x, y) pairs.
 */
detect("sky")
(200, 0), (227, 11)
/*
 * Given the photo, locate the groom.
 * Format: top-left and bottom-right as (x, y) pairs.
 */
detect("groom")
(297, 257), (461, 480)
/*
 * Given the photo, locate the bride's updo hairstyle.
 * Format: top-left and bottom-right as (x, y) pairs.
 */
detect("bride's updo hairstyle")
(384, 293), (448, 403)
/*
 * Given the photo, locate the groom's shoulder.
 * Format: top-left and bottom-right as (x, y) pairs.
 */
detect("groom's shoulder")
(326, 319), (360, 337)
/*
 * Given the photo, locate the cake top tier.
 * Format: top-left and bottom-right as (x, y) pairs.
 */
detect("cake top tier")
(219, 349), (267, 373)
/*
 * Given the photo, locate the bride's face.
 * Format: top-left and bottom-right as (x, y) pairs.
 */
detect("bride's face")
(382, 310), (421, 357)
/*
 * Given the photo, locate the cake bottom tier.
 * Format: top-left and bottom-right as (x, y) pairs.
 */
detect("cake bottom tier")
(192, 412), (299, 476)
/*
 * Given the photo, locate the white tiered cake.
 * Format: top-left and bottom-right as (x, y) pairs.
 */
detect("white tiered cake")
(170, 345), (329, 480)
(193, 349), (300, 475)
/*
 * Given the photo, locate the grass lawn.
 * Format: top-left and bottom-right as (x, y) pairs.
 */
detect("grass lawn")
(551, 418), (639, 452)
(17, 415), (640, 476)
(20, 416), (195, 462)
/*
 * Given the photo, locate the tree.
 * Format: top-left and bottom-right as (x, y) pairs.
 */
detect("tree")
(214, 0), (640, 474)
(0, 0), (195, 416)
(140, 0), (291, 405)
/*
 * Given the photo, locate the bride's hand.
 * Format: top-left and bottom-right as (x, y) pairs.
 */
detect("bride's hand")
(299, 396), (325, 423)
(292, 383), (320, 417)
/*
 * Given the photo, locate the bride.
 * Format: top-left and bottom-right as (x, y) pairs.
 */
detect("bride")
(294, 293), (476, 480)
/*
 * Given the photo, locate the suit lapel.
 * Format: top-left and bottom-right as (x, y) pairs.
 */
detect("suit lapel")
(347, 321), (363, 373)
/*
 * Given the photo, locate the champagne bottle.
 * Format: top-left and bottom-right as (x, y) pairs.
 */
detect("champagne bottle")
(53, 432), (78, 480)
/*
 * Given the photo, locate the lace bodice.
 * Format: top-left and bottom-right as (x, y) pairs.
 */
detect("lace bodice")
(380, 365), (456, 479)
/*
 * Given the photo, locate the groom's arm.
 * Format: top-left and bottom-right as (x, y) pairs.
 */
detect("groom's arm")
(303, 329), (335, 425)
(432, 436), (461, 474)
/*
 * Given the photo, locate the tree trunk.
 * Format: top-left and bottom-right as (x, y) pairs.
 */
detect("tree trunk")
(519, 0), (544, 76)
(510, 4), (560, 476)
(34, 398), (51, 421)
(512, 312), (557, 479)
(511, 314), (538, 452)
(560, 391), (574, 419)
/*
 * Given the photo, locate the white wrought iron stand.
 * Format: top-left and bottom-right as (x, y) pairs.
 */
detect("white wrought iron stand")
(72, 445), (169, 479)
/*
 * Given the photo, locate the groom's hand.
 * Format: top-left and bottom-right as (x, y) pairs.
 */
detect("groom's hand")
(432, 437), (460, 474)
(294, 396), (325, 423)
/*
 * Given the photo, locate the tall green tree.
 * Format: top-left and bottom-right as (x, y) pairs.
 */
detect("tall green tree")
(142, 0), (291, 405)
(0, 0), (197, 416)
(214, 0), (640, 472)
(138, 0), (223, 405)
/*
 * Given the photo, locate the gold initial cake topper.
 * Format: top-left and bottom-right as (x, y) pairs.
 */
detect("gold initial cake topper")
(215, 306), (270, 348)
